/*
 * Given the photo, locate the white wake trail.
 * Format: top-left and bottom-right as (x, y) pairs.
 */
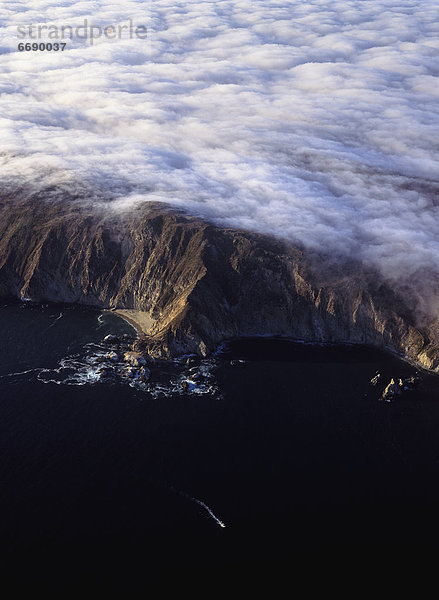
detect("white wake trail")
(189, 496), (226, 529)
(48, 312), (64, 328)
(170, 486), (226, 528)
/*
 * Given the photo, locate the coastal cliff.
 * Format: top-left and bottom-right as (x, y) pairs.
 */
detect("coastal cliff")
(1, 195), (438, 371)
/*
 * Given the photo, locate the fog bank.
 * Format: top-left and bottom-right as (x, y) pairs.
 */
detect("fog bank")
(1, 1), (439, 317)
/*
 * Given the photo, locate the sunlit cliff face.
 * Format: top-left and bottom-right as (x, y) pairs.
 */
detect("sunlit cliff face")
(1, 1), (439, 318)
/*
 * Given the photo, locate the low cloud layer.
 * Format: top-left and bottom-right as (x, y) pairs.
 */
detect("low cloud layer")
(1, 1), (439, 318)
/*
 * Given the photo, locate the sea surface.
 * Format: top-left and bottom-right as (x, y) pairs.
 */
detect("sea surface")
(1, 303), (439, 578)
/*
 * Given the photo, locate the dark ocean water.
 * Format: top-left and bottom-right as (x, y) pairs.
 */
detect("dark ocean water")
(1, 303), (439, 581)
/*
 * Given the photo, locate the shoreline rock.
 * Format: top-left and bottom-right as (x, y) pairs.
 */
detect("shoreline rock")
(380, 373), (423, 402)
(382, 378), (403, 402)
(123, 351), (147, 367)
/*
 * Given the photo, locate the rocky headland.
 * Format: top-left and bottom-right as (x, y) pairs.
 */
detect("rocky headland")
(1, 194), (438, 372)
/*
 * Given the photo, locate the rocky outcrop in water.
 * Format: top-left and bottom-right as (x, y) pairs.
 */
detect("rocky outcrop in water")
(0, 195), (438, 371)
(382, 378), (403, 401)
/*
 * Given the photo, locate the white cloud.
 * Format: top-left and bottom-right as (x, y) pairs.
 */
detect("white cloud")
(1, 0), (439, 317)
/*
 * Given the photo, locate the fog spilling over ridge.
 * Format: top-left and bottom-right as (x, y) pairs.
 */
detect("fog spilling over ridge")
(1, 0), (439, 317)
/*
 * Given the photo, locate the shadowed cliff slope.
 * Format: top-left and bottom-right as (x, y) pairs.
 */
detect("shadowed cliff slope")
(0, 195), (438, 371)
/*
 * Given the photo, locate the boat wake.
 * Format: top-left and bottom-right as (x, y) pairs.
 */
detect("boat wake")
(48, 312), (64, 328)
(169, 486), (226, 529)
(189, 496), (227, 528)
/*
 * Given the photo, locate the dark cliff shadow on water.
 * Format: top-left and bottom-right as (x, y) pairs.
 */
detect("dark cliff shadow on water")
(1, 306), (439, 589)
